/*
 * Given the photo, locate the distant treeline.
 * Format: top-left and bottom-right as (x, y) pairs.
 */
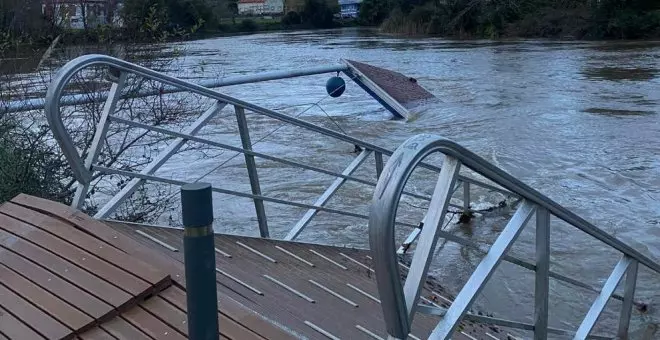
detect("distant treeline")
(358, 0), (660, 39)
(2, 0), (659, 52)
(0, 0), (342, 51)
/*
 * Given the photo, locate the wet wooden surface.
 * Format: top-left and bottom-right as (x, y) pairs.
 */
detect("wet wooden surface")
(346, 59), (435, 107)
(1, 194), (510, 340)
(108, 221), (509, 340)
(0, 195), (170, 339)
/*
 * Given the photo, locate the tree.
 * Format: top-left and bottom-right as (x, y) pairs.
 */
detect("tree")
(122, 0), (214, 36)
(358, 0), (391, 25)
(301, 0), (337, 28)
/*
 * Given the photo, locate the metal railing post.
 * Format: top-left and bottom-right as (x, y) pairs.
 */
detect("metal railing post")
(235, 105), (269, 238)
(618, 258), (638, 339)
(181, 183), (218, 340)
(72, 69), (127, 209)
(463, 181), (470, 212)
(375, 151), (384, 179)
(534, 207), (550, 340)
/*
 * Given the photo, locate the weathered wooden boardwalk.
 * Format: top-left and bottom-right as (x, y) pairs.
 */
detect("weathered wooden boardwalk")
(0, 194), (511, 340)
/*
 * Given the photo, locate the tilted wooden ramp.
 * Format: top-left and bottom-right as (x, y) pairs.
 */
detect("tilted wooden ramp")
(0, 194), (510, 340)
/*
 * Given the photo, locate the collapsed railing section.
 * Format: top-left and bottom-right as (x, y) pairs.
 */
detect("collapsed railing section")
(45, 54), (510, 241)
(368, 134), (660, 340)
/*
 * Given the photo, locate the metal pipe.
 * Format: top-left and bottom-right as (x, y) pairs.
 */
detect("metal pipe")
(4, 63), (348, 114)
(235, 106), (269, 238)
(108, 115), (465, 210)
(535, 207), (550, 340)
(181, 182), (218, 340)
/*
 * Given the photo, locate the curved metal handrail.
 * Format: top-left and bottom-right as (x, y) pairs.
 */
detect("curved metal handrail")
(369, 133), (660, 338)
(45, 54), (509, 194)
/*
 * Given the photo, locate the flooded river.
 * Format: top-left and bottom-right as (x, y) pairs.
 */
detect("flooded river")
(4, 28), (660, 337)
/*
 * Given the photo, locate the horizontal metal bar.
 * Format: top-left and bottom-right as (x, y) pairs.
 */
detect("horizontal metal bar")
(109, 116), (464, 211)
(92, 166), (425, 230)
(389, 135), (660, 276)
(431, 226), (631, 303)
(94, 102), (225, 218)
(464, 313), (612, 340)
(5, 63), (349, 114)
(45, 56), (512, 201)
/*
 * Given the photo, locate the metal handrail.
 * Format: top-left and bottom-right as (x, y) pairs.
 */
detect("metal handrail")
(45, 54), (512, 195)
(369, 133), (660, 339)
(5, 63), (349, 114)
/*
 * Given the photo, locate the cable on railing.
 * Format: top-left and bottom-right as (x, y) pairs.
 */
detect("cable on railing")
(154, 73), (361, 206)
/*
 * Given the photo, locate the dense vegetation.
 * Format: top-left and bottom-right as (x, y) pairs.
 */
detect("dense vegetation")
(360, 0), (660, 39)
(0, 0), (340, 49)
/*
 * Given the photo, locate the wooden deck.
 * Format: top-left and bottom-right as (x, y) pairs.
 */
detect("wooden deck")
(0, 194), (511, 340)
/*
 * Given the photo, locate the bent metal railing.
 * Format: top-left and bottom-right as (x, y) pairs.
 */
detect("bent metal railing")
(44, 54), (510, 241)
(369, 134), (660, 340)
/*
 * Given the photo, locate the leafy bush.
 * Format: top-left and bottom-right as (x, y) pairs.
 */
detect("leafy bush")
(282, 11), (302, 26)
(301, 0), (337, 28)
(0, 114), (71, 204)
(240, 19), (258, 32)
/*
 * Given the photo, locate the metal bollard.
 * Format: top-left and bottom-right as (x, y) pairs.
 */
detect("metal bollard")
(181, 183), (218, 340)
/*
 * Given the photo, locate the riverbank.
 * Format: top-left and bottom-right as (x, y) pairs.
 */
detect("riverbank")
(369, 0), (660, 40)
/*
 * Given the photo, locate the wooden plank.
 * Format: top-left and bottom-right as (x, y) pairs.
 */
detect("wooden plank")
(140, 296), (187, 335)
(11, 196), (185, 286)
(100, 317), (152, 340)
(0, 202), (164, 285)
(78, 327), (116, 340)
(152, 231), (300, 340)
(217, 313), (266, 340)
(0, 263), (92, 331)
(0, 228), (131, 308)
(0, 283), (70, 339)
(158, 287), (266, 340)
(113, 226), (297, 340)
(11, 195), (158, 255)
(122, 306), (186, 340)
(0, 246), (110, 319)
(0, 305), (45, 340)
(0, 213), (149, 296)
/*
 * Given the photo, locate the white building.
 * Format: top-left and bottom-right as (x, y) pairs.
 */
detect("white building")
(265, 0), (284, 14)
(238, 0), (283, 15)
(238, 0), (265, 15)
(338, 0), (362, 18)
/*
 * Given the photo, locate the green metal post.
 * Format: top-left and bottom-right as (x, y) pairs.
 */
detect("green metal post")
(182, 183), (218, 340)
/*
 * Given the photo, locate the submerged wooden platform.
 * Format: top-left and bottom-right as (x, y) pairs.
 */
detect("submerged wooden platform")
(0, 194), (511, 339)
(346, 60), (435, 108)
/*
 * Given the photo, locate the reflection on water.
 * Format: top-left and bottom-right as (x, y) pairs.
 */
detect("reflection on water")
(581, 66), (659, 81)
(583, 107), (657, 116)
(3, 28), (660, 337)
